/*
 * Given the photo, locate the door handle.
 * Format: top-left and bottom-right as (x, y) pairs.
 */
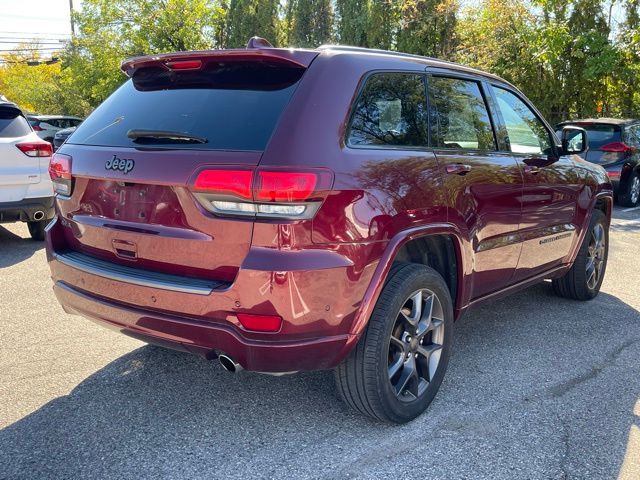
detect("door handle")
(524, 165), (541, 175)
(446, 163), (472, 175)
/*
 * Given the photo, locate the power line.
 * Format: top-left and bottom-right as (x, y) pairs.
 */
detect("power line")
(0, 41), (65, 45)
(0, 48), (63, 52)
(0, 31), (70, 37)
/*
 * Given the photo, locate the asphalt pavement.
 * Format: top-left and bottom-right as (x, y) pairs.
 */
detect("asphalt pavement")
(1, 206), (639, 479)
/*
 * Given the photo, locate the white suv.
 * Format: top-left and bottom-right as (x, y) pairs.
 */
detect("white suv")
(0, 102), (54, 240)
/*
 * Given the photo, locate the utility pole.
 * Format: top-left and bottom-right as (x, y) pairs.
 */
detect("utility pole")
(69, 0), (75, 36)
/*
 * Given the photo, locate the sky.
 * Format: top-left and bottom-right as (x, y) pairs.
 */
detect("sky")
(0, 0), (81, 58)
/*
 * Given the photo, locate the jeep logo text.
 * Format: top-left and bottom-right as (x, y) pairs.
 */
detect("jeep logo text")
(105, 155), (135, 174)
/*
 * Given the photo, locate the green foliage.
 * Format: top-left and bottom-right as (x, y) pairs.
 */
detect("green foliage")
(336, 0), (370, 46)
(288, 0), (334, 47)
(368, 0), (400, 49)
(226, 0), (280, 48)
(1, 0), (639, 120)
(397, 0), (458, 58)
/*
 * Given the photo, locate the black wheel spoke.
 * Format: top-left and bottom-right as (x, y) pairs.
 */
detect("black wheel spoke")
(389, 335), (405, 353)
(586, 223), (605, 290)
(388, 355), (404, 379)
(393, 357), (417, 397)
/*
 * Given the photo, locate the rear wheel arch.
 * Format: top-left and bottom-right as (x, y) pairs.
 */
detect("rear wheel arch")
(345, 226), (469, 346)
(392, 234), (460, 310)
(594, 194), (612, 220)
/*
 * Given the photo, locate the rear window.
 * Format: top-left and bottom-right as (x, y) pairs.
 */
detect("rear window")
(347, 72), (428, 148)
(576, 124), (621, 149)
(69, 61), (305, 151)
(0, 109), (31, 138)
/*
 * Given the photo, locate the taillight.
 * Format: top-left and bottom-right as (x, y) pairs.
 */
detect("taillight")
(191, 167), (333, 220)
(601, 142), (634, 155)
(193, 169), (253, 199)
(48, 153), (73, 195)
(31, 124), (44, 132)
(255, 171), (319, 202)
(16, 141), (52, 157)
(166, 59), (203, 70)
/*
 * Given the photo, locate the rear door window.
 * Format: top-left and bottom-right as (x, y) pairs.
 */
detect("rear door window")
(347, 72), (428, 148)
(428, 77), (496, 151)
(0, 109), (31, 138)
(69, 61), (306, 151)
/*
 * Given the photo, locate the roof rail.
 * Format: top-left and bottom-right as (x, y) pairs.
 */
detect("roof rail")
(317, 44), (460, 66)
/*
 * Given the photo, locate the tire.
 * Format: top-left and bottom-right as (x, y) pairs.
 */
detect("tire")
(552, 209), (608, 301)
(334, 263), (454, 423)
(27, 220), (47, 241)
(618, 171), (640, 207)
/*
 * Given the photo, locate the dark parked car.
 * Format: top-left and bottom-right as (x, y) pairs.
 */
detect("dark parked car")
(46, 39), (613, 423)
(557, 118), (640, 207)
(53, 126), (77, 151)
(27, 115), (83, 144)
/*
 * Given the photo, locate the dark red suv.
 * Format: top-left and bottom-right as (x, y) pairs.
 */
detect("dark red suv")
(46, 40), (613, 423)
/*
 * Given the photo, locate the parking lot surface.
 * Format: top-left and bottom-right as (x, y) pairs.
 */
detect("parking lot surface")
(1, 207), (639, 479)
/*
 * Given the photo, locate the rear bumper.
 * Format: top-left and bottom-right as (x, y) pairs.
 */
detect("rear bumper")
(46, 216), (374, 372)
(53, 280), (353, 372)
(0, 196), (54, 223)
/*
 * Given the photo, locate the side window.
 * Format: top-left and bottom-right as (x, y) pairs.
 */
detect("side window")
(492, 86), (552, 155)
(428, 77), (496, 151)
(347, 72), (428, 148)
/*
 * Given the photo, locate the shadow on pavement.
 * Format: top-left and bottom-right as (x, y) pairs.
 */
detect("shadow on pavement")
(1, 284), (639, 478)
(0, 225), (44, 268)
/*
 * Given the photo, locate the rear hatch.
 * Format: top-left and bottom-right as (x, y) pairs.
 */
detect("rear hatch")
(55, 49), (317, 283)
(571, 123), (625, 165)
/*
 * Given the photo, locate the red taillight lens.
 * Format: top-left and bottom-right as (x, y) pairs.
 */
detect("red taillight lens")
(236, 313), (282, 332)
(601, 142), (634, 154)
(193, 169), (253, 199)
(607, 170), (621, 178)
(166, 59), (202, 70)
(255, 171), (318, 202)
(16, 141), (52, 157)
(31, 124), (44, 132)
(190, 167), (333, 220)
(49, 153), (73, 195)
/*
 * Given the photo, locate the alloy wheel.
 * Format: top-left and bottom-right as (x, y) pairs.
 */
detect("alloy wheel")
(586, 223), (606, 290)
(388, 289), (445, 402)
(630, 176), (640, 205)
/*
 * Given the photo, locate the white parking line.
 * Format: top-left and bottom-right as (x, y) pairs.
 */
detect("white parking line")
(622, 206), (640, 213)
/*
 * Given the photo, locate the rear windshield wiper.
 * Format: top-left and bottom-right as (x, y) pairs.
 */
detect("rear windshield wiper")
(127, 129), (208, 144)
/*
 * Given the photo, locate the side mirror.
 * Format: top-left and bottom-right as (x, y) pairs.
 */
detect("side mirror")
(561, 126), (588, 155)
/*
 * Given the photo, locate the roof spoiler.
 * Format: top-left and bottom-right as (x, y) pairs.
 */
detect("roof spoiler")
(0, 101), (23, 116)
(121, 42), (318, 78)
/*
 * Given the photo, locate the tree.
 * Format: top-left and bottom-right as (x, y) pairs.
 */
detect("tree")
(56, 0), (228, 114)
(397, 0), (458, 58)
(336, 0), (369, 46)
(368, 0), (400, 50)
(0, 49), (65, 114)
(226, 0), (280, 48)
(289, 0), (334, 47)
(614, 0), (640, 115)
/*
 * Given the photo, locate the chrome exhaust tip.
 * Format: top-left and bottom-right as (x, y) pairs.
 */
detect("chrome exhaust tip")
(218, 354), (243, 373)
(33, 210), (45, 221)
